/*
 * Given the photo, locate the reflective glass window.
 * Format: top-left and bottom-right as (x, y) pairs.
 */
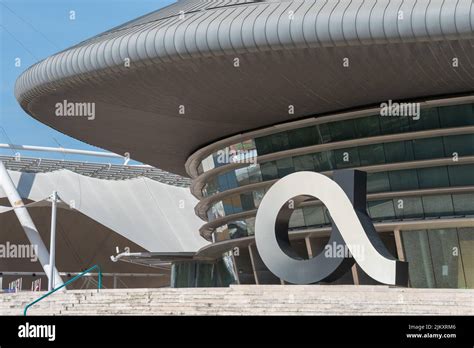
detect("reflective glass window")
(313, 151), (335, 171)
(254, 135), (273, 155)
(402, 230), (436, 288)
(231, 195), (243, 214)
(358, 143), (385, 166)
(222, 197), (235, 215)
(240, 139), (256, 152)
(240, 192), (255, 211)
(384, 141), (414, 162)
(208, 201), (225, 221)
(217, 174), (230, 191)
(389, 170), (419, 191)
(253, 189), (265, 208)
(438, 104), (474, 127)
(201, 155), (216, 172)
(393, 197), (424, 219)
(235, 167), (249, 186)
(443, 134), (474, 157)
(287, 126), (316, 149)
(422, 195), (454, 217)
(203, 178), (219, 196)
(271, 132), (290, 153)
(246, 217), (256, 235)
(409, 107), (440, 131)
(199, 103), (474, 174)
(260, 162), (278, 181)
(380, 116), (405, 135)
(448, 165), (474, 186)
(329, 119), (356, 141)
(293, 154), (315, 171)
(303, 206), (327, 226)
(289, 208), (305, 228)
(247, 164), (262, 183)
(195, 263), (215, 287)
(417, 166), (450, 188)
(413, 137), (445, 160)
(452, 193), (474, 215)
(172, 263), (195, 287)
(368, 199), (396, 220)
(458, 228), (474, 288)
(215, 224), (230, 242)
(367, 172), (391, 193)
(228, 221), (248, 239)
(276, 158), (294, 177)
(212, 152), (226, 168)
(355, 115), (381, 138)
(225, 172), (238, 189)
(334, 148), (360, 168)
(315, 124), (332, 144)
(428, 229), (465, 288)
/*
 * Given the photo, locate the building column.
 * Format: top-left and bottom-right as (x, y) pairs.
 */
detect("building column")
(351, 265), (360, 285)
(0, 161), (63, 288)
(394, 229), (406, 261)
(248, 244), (260, 285)
(230, 254), (241, 285)
(394, 228), (411, 287)
(305, 237), (313, 258)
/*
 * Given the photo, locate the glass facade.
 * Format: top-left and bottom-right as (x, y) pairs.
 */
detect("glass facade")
(206, 165), (474, 222)
(402, 228), (474, 288)
(171, 255), (237, 288)
(197, 103), (474, 177)
(212, 192), (474, 242)
(203, 133), (474, 197)
(189, 100), (474, 289)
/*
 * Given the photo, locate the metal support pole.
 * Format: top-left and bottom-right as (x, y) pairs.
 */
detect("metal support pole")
(0, 161), (63, 289)
(48, 191), (58, 291)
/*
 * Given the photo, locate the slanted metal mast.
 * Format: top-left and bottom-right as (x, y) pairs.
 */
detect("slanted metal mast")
(0, 160), (63, 289)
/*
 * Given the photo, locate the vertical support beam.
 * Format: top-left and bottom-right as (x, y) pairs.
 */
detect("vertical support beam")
(48, 191), (58, 291)
(394, 229), (405, 261)
(351, 265), (360, 285)
(230, 254), (241, 285)
(113, 274), (117, 289)
(305, 237), (313, 258)
(0, 161), (63, 288)
(248, 244), (259, 285)
(394, 228), (410, 287)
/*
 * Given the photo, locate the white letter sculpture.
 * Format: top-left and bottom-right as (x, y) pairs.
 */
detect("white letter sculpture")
(255, 170), (408, 286)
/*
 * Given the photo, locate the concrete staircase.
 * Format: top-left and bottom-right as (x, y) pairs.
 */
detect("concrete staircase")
(1, 285), (473, 315)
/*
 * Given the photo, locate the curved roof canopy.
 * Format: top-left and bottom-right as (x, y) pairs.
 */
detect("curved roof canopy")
(15, 0), (474, 175)
(0, 169), (207, 252)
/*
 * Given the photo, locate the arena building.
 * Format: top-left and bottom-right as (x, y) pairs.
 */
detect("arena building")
(14, 0), (474, 288)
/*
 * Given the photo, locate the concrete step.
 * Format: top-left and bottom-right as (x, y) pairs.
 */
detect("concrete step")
(1, 285), (472, 316)
(19, 295), (465, 304)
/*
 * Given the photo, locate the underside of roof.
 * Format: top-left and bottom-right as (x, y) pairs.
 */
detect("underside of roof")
(15, 0), (474, 175)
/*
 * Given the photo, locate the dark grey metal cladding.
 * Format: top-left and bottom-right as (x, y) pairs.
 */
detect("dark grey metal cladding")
(14, 0), (474, 175)
(332, 170), (408, 286)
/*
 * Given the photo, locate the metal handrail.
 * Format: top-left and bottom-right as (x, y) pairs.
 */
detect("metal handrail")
(23, 264), (102, 316)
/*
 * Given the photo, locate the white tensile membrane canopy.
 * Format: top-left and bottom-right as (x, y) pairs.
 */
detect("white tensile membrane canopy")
(0, 169), (208, 253)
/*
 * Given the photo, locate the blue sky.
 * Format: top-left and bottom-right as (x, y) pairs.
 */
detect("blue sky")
(0, 0), (174, 163)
